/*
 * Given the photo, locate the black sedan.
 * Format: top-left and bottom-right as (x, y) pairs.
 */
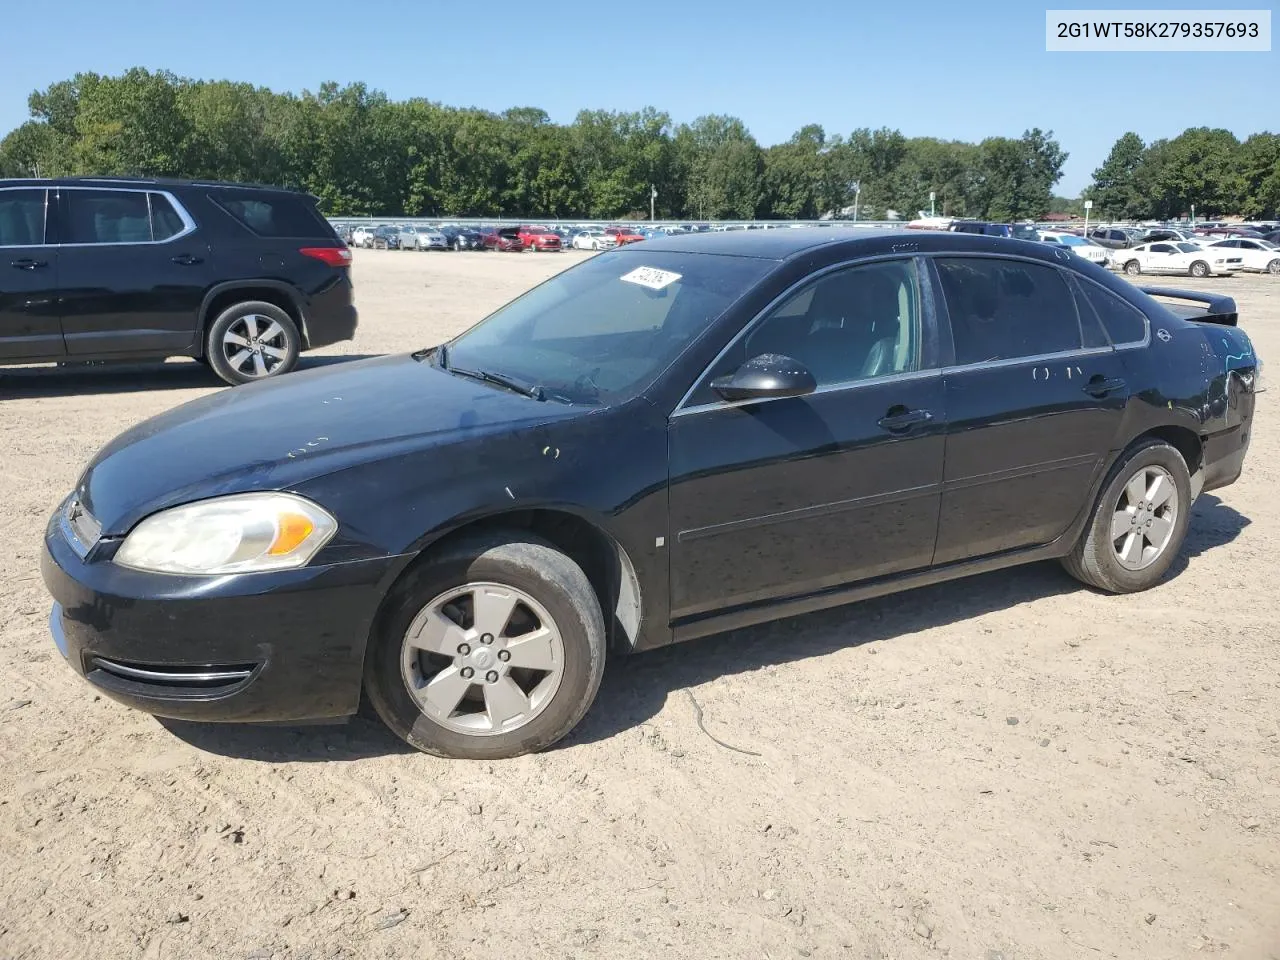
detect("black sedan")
(42, 230), (1261, 759)
(440, 225), (485, 251)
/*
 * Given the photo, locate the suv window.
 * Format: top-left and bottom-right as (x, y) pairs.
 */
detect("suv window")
(935, 257), (1082, 364)
(697, 259), (922, 401)
(149, 193), (186, 241)
(210, 192), (334, 238)
(0, 189), (46, 246)
(1074, 279), (1147, 346)
(65, 190), (153, 244)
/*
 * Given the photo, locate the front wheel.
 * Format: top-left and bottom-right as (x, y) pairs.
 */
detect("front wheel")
(364, 534), (606, 759)
(1266, 258), (1280, 275)
(1189, 260), (1210, 278)
(1123, 260), (1141, 276)
(1061, 439), (1192, 594)
(205, 301), (301, 385)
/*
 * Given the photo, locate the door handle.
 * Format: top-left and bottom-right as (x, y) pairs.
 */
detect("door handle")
(170, 254), (203, 266)
(10, 258), (48, 270)
(1083, 376), (1126, 398)
(877, 407), (934, 432)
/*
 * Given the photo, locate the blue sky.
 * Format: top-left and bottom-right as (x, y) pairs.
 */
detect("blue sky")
(1, 0), (1273, 195)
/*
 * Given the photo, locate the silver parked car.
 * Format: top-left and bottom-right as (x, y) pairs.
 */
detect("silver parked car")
(399, 225), (448, 251)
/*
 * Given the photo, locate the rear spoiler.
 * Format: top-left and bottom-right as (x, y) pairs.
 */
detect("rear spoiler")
(1138, 286), (1238, 326)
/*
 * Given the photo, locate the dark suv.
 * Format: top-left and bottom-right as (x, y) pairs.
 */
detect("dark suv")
(0, 177), (357, 385)
(948, 220), (1040, 241)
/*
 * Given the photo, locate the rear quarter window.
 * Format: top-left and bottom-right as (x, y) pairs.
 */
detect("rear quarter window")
(209, 192), (336, 239)
(1074, 278), (1148, 346)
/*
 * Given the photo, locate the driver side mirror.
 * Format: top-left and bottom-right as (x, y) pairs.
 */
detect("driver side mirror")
(711, 353), (817, 402)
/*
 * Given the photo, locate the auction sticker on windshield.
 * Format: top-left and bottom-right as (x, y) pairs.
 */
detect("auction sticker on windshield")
(621, 266), (682, 290)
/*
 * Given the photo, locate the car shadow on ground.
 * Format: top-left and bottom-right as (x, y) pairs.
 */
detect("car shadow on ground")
(0, 354), (383, 398)
(157, 495), (1250, 762)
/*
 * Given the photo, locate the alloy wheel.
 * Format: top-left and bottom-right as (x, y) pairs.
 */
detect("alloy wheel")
(400, 582), (566, 736)
(221, 314), (291, 379)
(1111, 465), (1179, 571)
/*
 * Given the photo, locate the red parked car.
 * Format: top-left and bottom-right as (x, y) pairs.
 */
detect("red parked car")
(605, 226), (646, 246)
(517, 225), (563, 252)
(483, 227), (525, 252)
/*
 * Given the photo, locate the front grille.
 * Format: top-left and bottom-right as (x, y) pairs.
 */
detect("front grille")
(90, 656), (255, 689)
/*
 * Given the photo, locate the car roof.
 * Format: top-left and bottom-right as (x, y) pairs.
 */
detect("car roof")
(628, 226), (1065, 262)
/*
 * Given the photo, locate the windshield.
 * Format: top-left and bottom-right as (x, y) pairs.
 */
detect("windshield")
(442, 250), (774, 405)
(1010, 224), (1039, 240)
(1058, 235), (1085, 246)
(1175, 242), (1200, 253)
(1258, 240), (1279, 250)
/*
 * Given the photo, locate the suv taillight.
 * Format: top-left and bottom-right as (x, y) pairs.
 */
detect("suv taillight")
(300, 246), (352, 267)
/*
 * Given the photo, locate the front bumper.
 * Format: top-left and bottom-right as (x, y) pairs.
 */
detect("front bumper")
(41, 511), (399, 723)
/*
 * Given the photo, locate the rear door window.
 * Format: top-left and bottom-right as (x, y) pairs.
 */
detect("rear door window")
(64, 190), (153, 244)
(210, 192), (335, 238)
(935, 257), (1083, 364)
(148, 193), (187, 240)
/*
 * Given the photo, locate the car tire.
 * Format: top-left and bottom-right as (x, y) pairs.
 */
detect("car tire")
(1061, 439), (1193, 594)
(205, 301), (301, 386)
(363, 532), (607, 759)
(1123, 260), (1141, 275)
(1267, 258), (1280, 275)
(1189, 260), (1210, 278)
(454, 238), (464, 251)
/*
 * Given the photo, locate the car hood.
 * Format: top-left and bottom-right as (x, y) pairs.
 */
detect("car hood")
(75, 353), (584, 536)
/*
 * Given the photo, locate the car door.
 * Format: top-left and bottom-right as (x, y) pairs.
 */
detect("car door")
(0, 187), (63, 361)
(929, 254), (1129, 564)
(667, 257), (947, 621)
(1148, 242), (1180, 273)
(57, 187), (210, 356)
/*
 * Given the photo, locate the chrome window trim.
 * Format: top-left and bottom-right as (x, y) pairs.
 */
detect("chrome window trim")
(0, 184), (197, 247)
(673, 367), (943, 418)
(671, 253), (929, 417)
(940, 344), (1115, 376)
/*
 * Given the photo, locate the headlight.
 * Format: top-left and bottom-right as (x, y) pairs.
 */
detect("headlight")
(114, 492), (338, 575)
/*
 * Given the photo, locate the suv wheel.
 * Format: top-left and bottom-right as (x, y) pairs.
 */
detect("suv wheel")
(1061, 439), (1192, 594)
(206, 301), (301, 386)
(364, 533), (606, 759)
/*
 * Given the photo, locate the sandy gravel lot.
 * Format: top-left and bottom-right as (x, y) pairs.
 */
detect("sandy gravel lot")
(2, 248), (1277, 960)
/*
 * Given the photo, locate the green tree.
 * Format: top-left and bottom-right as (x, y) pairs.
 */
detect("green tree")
(1238, 132), (1280, 219)
(1091, 132), (1146, 219)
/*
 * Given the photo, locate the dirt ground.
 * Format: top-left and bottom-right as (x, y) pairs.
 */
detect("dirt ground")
(2, 248), (1278, 960)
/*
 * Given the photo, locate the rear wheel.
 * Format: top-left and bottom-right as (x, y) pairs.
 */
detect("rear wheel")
(205, 301), (301, 386)
(1123, 259), (1141, 276)
(1189, 260), (1210, 278)
(1062, 439), (1192, 593)
(1266, 258), (1280, 275)
(364, 533), (606, 759)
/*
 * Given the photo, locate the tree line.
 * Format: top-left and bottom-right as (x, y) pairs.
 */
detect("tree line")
(0, 68), (1069, 221)
(0, 69), (1273, 222)
(1090, 128), (1279, 221)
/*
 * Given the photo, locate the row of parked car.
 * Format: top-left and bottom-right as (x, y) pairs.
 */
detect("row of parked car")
(938, 218), (1280, 277)
(337, 222), (665, 254)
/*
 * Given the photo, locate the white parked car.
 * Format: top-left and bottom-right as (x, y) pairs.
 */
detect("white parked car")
(571, 230), (617, 251)
(1203, 238), (1280, 274)
(1115, 241), (1242, 278)
(1039, 231), (1111, 265)
(350, 225), (375, 248)
(399, 225), (448, 251)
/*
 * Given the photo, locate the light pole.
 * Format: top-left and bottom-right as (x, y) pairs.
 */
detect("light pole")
(1083, 198), (1092, 237)
(849, 181), (861, 222)
(650, 184), (657, 222)
(1190, 203), (1196, 228)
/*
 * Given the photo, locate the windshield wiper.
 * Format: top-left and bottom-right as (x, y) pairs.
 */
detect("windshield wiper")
(449, 364), (546, 401)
